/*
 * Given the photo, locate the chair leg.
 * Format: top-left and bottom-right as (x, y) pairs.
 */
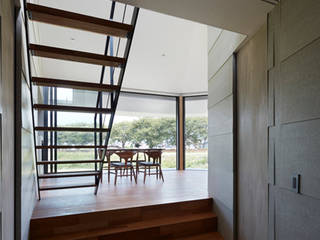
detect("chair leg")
(159, 166), (164, 182)
(108, 164), (110, 183)
(130, 167), (132, 181)
(149, 166), (150, 176)
(132, 167), (137, 184)
(156, 166), (158, 179)
(144, 166), (147, 184)
(136, 162), (139, 176)
(114, 168), (118, 186)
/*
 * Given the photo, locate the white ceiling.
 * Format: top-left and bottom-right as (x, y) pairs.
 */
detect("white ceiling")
(31, 0), (210, 95)
(115, 0), (274, 36)
(123, 9), (208, 95)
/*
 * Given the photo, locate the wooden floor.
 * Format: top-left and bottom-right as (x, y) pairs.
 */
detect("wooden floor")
(32, 170), (208, 219)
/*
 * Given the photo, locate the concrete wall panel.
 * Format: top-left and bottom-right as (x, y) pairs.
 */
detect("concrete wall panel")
(208, 95), (233, 137)
(276, 119), (320, 199)
(237, 23), (268, 240)
(208, 57), (233, 108)
(280, 38), (320, 124)
(280, 0), (320, 61)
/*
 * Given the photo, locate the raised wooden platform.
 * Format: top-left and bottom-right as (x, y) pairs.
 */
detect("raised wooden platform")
(33, 170), (209, 219)
(31, 171), (222, 240)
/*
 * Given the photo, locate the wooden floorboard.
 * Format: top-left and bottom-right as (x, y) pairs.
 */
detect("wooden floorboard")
(29, 44), (126, 67)
(33, 104), (112, 113)
(32, 170), (208, 219)
(31, 77), (120, 92)
(27, 3), (133, 37)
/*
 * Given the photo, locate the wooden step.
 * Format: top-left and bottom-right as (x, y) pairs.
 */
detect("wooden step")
(39, 183), (96, 191)
(29, 44), (126, 67)
(37, 160), (102, 165)
(172, 232), (223, 240)
(33, 213), (216, 240)
(33, 104), (112, 113)
(38, 171), (100, 179)
(31, 77), (120, 92)
(34, 126), (110, 132)
(35, 145), (107, 149)
(30, 198), (213, 239)
(45, 212), (216, 240)
(26, 3), (133, 38)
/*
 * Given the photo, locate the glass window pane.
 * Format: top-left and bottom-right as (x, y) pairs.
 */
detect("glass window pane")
(110, 92), (177, 169)
(185, 96), (208, 169)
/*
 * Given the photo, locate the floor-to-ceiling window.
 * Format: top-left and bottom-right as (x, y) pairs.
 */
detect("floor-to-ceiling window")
(109, 92), (177, 169)
(38, 88), (208, 171)
(185, 96), (208, 169)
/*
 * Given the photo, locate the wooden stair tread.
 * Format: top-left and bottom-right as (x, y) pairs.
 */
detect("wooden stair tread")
(38, 171), (100, 179)
(44, 212), (217, 240)
(32, 77), (120, 92)
(39, 183), (96, 191)
(26, 3), (133, 37)
(29, 44), (126, 67)
(33, 104), (112, 113)
(172, 232), (223, 240)
(34, 126), (110, 132)
(36, 145), (107, 149)
(37, 160), (102, 165)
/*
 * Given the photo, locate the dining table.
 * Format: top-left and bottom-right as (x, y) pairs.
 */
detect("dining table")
(100, 148), (164, 183)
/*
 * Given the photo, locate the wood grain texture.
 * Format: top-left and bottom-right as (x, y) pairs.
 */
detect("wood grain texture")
(31, 77), (120, 92)
(33, 104), (112, 113)
(237, 23), (268, 240)
(38, 171), (100, 179)
(34, 126), (110, 132)
(29, 44), (126, 67)
(26, 3), (133, 38)
(30, 171), (214, 239)
(35, 145), (108, 149)
(32, 171), (209, 219)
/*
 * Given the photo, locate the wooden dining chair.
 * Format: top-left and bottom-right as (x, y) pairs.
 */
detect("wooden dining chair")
(135, 151), (147, 175)
(140, 150), (164, 183)
(112, 151), (137, 185)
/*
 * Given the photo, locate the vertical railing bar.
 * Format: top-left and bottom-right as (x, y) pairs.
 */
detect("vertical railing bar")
(54, 87), (57, 173)
(43, 87), (48, 174)
(50, 87), (53, 173)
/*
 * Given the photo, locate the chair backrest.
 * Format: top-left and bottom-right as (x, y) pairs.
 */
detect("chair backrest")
(116, 151), (136, 165)
(145, 150), (162, 164)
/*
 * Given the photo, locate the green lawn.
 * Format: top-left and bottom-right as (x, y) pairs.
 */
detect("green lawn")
(55, 149), (207, 171)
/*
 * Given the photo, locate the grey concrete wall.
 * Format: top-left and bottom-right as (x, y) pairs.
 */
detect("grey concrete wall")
(207, 26), (245, 240)
(0, 0), (15, 239)
(268, 0), (320, 239)
(237, 23), (268, 240)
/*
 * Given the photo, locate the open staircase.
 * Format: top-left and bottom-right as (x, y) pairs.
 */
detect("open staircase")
(23, 1), (139, 199)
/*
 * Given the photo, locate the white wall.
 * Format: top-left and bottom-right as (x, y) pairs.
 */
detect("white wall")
(207, 26), (245, 240)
